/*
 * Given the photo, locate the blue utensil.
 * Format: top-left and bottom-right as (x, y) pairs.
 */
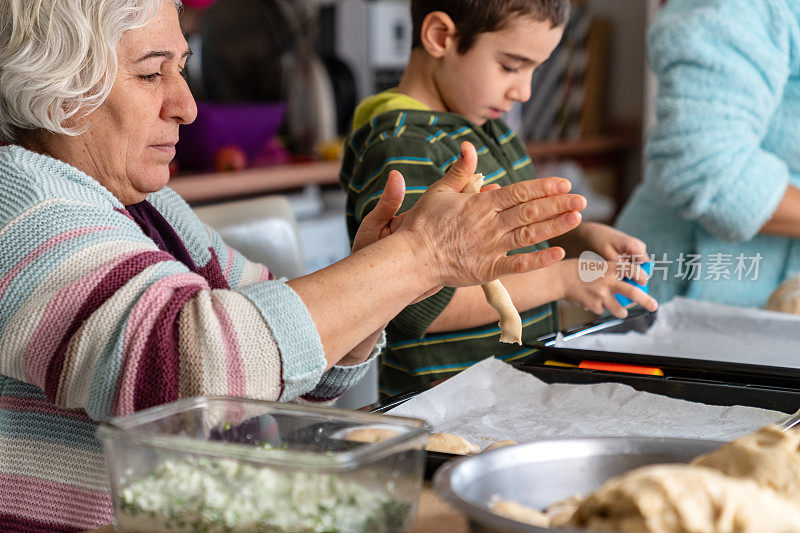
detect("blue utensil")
(615, 262), (652, 307)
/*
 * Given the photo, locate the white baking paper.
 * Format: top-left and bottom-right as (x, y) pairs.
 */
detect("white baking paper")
(386, 357), (787, 449)
(555, 297), (800, 368)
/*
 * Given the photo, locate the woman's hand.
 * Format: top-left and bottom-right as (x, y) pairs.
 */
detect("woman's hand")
(336, 329), (384, 367)
(352, 168), (503, 254)
(351, 169), (406, 253)
(393, 142), (587, 288)
(291, 141), (586, 368)
(557, 259), (658, 318)
(352, 172), (440, 304)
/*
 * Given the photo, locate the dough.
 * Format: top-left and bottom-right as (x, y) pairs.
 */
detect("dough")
(692, 424), (800, 499)
(462, 173), (522, 344)
(481, 281), (523, 344)
(766, 276), (800, 315)
(345, 427), (400, 443)
(347, 429), (480, 455)
(527, 426), (800, 532)
(565, 464), (800, 533)
(487, 494), (581, 528)
(484, 439), (517, 451)
(546, 495), (583, 527)
(425, 432), (480, 455)
(489, 498), (549, 527)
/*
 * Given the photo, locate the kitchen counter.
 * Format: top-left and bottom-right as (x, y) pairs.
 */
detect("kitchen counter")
(86, 485), (469, 533)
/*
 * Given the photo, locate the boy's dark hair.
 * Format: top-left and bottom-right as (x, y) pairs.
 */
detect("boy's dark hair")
(411, 0), (570, 54)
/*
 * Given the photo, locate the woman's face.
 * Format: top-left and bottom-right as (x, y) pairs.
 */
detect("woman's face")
(47, 1), (196, 204)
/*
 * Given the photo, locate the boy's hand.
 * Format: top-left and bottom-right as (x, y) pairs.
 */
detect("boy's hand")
(557, 258), (658, 319)
(551, 222), (648, 280)
(581, 222), (648, 265)
(559, 222), (650, 286)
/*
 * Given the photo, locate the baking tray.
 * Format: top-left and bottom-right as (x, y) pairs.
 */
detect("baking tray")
(371, 308), (800, 479)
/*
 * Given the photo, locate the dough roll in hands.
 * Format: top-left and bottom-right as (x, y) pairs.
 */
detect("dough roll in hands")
(463, 173), (522, 344)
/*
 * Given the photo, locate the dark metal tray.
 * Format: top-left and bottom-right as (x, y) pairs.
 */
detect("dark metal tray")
(371, 309), (800, 479)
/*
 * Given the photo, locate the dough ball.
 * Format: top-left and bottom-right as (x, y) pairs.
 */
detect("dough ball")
(692, 424), (800, 499)
(766, 276), (800, 315)
(489, 497), (549, 527)
(546, 495), (583, 527)
(425, 432), (480, 455)
(565, 464), (800, 533)
(350, 429), (480, 455)
(484, 439), (517, 452)
(346, 427), (400, 443)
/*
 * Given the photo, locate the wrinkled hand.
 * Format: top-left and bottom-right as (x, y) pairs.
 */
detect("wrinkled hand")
(351, 169), (406, 253)
(352, 166), (501, 254)
(393, 141), (587, 288)
(560, 258), (658, 318)
(351, 165), (442, 303)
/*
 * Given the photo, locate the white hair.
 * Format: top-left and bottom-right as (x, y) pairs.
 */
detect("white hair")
(0, 0), (182, 142)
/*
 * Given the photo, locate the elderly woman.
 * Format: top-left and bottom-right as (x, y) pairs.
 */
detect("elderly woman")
(0, 0), (585, 530)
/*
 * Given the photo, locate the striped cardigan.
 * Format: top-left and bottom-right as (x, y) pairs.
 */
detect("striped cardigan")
(0, 145), (376, 532)
(340, 99), (557, 398)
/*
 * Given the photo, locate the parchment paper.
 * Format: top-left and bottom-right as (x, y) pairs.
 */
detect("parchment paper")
(387, 357), (787, 450)
(555, 297), (800, 369)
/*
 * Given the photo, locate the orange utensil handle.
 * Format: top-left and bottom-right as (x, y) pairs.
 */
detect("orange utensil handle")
(578, 360), (664, 376)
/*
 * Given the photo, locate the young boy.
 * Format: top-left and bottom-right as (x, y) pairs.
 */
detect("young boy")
(340, 0), (657, 397)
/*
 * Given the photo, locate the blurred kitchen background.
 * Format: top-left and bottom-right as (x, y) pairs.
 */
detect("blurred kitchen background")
(169, 0), (661, 407)
(173, 0), (659, 272)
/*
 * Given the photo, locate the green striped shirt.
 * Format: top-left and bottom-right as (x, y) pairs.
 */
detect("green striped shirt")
(340, 105), (557, 397)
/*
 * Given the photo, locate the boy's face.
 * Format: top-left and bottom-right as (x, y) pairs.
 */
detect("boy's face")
(434, 16), (564, 126)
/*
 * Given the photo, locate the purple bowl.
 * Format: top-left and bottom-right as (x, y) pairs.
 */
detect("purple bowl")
(176, 101), (287, 171)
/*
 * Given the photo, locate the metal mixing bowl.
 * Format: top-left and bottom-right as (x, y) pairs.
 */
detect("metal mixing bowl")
(433, 437), (723, 533)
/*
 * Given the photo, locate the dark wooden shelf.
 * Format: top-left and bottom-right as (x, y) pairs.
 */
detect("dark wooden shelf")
(169, 160), (342, 204)
(527, 128), (642, 217)
(526, 131), (639, 160)
(169, 132), (640, 204)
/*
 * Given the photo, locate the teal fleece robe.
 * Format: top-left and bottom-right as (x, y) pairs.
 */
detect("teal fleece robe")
(617, 0), (800, 307)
